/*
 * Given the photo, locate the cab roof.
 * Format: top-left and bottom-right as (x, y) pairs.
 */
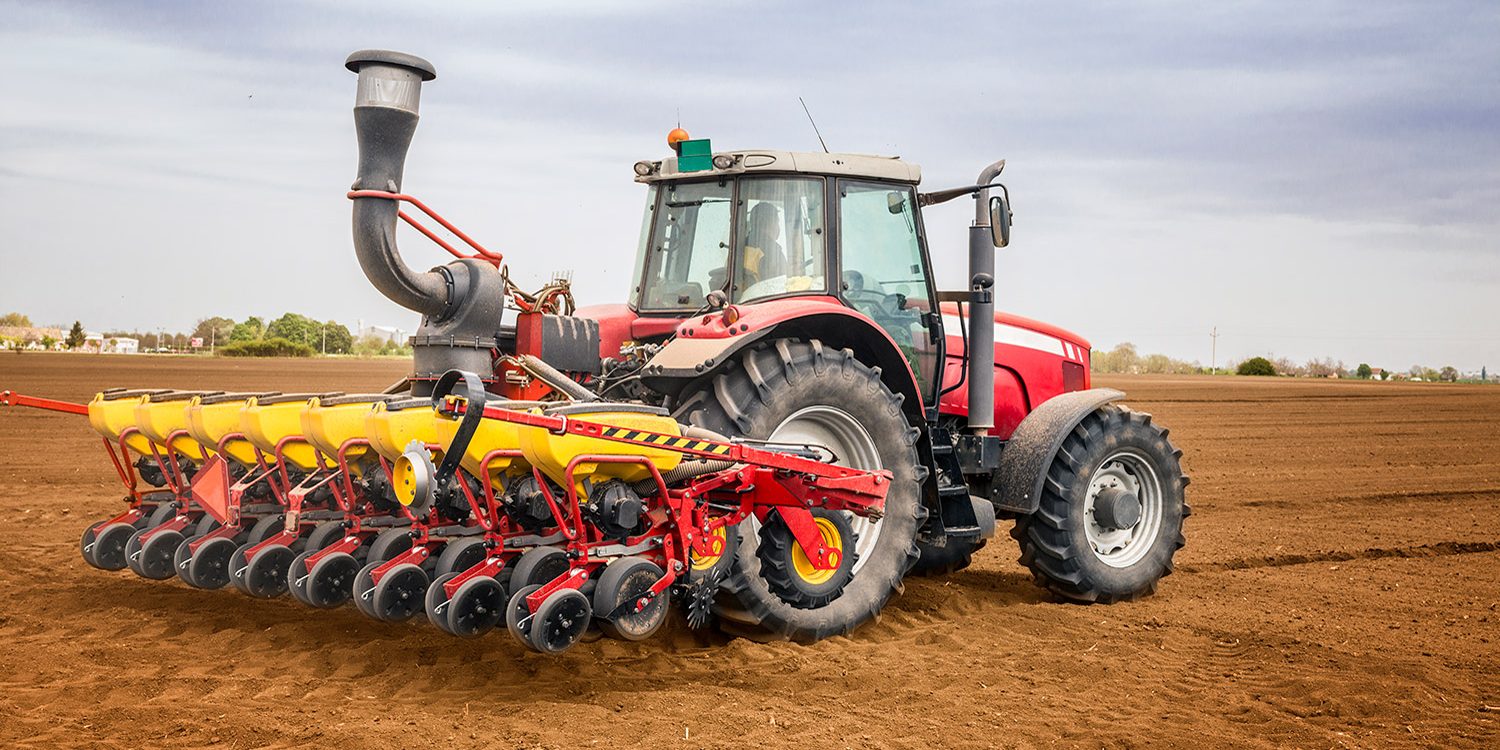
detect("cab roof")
(635, 149), (922, 185)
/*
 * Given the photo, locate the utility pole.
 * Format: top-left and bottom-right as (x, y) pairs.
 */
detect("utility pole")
(1210, 326), (1219, 372)
(321, 325), (327, 355)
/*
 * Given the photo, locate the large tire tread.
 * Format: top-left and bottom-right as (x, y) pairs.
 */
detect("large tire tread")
(1010, 404), (1190, 604)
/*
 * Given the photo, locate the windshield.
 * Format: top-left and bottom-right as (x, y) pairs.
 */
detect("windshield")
(636, 176), (828, 310)
(638, 180), (732, 309)
(735, 177), (825, 303)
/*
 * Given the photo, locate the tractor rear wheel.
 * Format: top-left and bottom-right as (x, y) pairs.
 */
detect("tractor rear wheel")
(673, 339), (925, 643)
(1011, 404), (1189, 602)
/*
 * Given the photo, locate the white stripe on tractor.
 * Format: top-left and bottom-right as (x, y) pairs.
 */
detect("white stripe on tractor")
(943, 314), (1066, 357)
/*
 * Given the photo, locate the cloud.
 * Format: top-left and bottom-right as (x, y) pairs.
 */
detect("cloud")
(1, 0), (1496, 369)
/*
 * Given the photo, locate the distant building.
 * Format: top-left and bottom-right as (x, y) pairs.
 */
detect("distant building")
(83, 333), (138, 354)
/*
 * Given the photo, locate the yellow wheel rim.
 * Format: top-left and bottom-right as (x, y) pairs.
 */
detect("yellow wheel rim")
(691, 524), (728, 572)
(791, 517), (843, 585)
(392, 455), (417, 506)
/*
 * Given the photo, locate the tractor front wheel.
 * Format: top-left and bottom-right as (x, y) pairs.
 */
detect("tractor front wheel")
(1011, 404), (1189, 602)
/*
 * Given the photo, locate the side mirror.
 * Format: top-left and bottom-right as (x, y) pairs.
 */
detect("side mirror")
(989, 190), (1012, 248)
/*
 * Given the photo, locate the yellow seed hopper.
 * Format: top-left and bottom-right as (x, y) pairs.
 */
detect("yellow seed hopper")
(434, 399), (547, 490)
(87, 389), (179, 456)
(134, 390), (225, 463)
(186, 392), (280, 466)
(240, 393), (343, 472)
(301, 394), (394, 474)
(520, 403), (683, 488)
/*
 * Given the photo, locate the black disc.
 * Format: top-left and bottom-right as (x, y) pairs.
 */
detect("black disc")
(371, 563), (429, 622)
(508, 546), (569, 589)
(123, 527), (150, 576)
(193, 514), (221, 537)
(352, 561), (381, 619)
(446, 576), (507, 638)
(505, 583), (544, 647)
(173, 533), (203, 586)
(242, 544), (295, 598)
(187, 537), (237, 590)
(366, 528), (414, 565)
(90, 523), (136, 571)
(135, 529), (184, 581)
(144, 502), (177, 529)
(529, 588), (592, 654)
(433, 537), (488, 578)
(425, 571), (461, 635)
(306, 552), (359, 609)
(304, 521), (347, 554)
(228, 543), (253, 594)
(245, 514), (286, 547)
(79, 520), (108, 569)
(594, 557), (669, 641)
(287, 551), (317, 605)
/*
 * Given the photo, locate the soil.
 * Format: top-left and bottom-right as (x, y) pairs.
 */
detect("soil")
(0, 352), (1496, 748)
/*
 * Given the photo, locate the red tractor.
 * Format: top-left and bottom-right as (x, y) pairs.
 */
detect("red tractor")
(347, 50), (1189, 642)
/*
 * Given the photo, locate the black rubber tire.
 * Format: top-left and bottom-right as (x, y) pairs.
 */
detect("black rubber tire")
(193, 514), (221, 538)
(672, 339), (926, 642)
(134, 529), (184, 580)
(245, 514), (286, 547)
(80, 520), (108, 569)
(433, 537), (488, 578)
(144, 502), (177, 529)
(528, 588), (592, 654)
(188, 537), (237, 590)
(305, 552), (360, 609)
(593, 557), (669, 641)
(91, 522), (136, 571)
(352, 561), (381, 619)
(304, 521), (347, 554)
(1010, 404), (1190, 603)
(756, 509), (857, 609)
(241, 544), (295, 598)
(288, 551), (318, 605)
(508, 546), (569, 589)
(505, 583), (544, 647)
(366, 528), (414, 565)
(371, 563), (428, 622)
(425, 572), (462, 634)
(911, 538), (987, 577)
(173, 534), (202, 586)
(446, 576), (507, 638)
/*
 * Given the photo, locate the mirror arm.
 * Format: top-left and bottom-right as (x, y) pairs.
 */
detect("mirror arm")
(917, 180), (1007, 207)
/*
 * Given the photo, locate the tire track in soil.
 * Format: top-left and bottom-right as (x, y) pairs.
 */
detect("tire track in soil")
(3, 357), (1499, 748)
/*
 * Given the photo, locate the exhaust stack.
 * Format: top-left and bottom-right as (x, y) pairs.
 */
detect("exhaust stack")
(347, 50), (507, 394)
(966, 160), (1006, 433)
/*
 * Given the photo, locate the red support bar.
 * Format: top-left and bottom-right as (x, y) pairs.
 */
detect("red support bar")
(0, 390), (88, 415)
(347, 189), (504, 265)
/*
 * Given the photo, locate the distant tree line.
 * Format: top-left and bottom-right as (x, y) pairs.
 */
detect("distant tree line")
(1092, 341), (1486, 383)
(1, 309), (410, 358)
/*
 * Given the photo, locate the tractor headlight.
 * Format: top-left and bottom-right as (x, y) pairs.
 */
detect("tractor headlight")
(712, 154), (736, 170)
(633, 160), (657, 177)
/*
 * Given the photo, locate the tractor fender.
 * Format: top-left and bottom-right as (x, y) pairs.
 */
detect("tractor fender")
(640, 298), (924, 419)
(993, 387), (1125, 515)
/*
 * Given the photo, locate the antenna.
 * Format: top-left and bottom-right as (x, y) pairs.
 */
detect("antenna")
(798, 96), (829, 153)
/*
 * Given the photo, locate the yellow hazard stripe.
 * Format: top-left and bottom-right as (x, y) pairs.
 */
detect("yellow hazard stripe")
(599, 426), (730, 455)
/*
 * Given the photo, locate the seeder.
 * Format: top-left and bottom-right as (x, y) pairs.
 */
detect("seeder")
(1, 47), (1191, 654)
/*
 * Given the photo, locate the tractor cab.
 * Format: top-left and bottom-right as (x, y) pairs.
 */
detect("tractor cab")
(629, 146), (944, 395)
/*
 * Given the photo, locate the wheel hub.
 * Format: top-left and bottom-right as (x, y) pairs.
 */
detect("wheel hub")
(1092, 487), (1141, 530)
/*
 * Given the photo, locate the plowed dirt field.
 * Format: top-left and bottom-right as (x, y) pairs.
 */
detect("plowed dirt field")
(1, 353), (1496, 748)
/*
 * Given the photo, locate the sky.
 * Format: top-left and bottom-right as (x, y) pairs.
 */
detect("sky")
(1, 0), (1496, 371)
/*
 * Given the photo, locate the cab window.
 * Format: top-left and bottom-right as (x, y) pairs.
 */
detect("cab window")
(639, 180), (732, 310)
(838, 180), (938, 393)
(734, 177), (826, 303)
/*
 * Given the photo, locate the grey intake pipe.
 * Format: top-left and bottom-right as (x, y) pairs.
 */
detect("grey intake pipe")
(347, 50), (448, 318)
